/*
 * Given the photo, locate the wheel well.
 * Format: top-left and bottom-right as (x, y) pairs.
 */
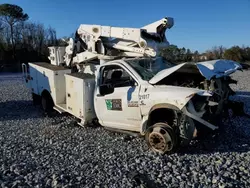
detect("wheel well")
(147, 108), (178, 130)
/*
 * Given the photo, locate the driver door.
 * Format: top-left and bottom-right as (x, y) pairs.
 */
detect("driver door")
(94, 64), (142, 132)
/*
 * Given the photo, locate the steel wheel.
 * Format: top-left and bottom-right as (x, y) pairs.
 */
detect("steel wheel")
(145, 123), (177, 154)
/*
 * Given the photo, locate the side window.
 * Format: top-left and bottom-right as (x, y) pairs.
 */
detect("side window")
(101, 65), (136, 88)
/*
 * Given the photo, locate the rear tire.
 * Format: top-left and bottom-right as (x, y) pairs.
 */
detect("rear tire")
(32, 93), (41, 105)
(41, 92), (54, 115)
(145, 122), (179, 154)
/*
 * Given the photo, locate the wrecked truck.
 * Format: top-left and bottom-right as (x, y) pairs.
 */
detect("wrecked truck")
(21, 18), (247, 154)
(22, 57), (244, 154)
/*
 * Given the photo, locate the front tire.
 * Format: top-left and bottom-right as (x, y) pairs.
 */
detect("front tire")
(145, 122), (179, 154)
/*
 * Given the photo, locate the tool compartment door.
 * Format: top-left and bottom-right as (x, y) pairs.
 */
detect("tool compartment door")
(28, 63), (39, 94)
(65, 74), (84, 118)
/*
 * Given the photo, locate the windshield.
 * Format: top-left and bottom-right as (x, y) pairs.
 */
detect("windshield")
(125, 57), (174, 81)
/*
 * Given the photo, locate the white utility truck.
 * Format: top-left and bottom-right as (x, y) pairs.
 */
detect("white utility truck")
(22, 17), (243, 154)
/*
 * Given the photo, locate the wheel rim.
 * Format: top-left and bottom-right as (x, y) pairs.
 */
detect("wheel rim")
(148, 126), (173, 153)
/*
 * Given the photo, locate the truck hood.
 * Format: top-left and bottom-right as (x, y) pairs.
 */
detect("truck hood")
(149, 59), (242, 84)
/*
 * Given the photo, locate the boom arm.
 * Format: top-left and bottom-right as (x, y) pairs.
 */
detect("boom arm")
(49, 17), (174, 69)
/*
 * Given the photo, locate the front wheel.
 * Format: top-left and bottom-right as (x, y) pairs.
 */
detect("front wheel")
(145, 123), (179, 154)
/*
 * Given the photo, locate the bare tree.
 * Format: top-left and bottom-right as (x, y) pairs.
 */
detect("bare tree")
(46, 26), (57, 46)
(193, 50), (199, 62)
(224, 46), (243, 62)
(0, 4), (29, 59)
(208, 46), (226, 59)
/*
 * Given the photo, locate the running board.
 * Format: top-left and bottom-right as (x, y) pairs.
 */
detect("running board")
(53, 106), (66, 114)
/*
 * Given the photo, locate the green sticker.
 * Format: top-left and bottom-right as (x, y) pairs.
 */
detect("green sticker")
(105, 99), (122, 111)
(105, 99), (112, 110)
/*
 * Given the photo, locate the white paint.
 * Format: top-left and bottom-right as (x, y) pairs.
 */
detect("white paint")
(94, 86), (141, 132)
(48, 47), (66, 66)
(196, 59), (242, 80)
(65, 74), (96, 124)
(60, 17), (174, 66)
(139, 85), (211, 117)
(25, 63), (71, 105)
(94, 62), (141, 132)
(149, 63), (186, 84)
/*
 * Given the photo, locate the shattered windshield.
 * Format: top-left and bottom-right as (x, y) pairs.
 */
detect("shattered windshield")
(125, 57), (174, 81)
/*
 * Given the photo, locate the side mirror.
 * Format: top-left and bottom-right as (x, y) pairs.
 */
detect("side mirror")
(99, 84), (114, 96)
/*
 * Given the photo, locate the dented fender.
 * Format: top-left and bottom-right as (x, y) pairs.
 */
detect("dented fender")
(139, 88), (217, 134)
(139, 85), (213, 115)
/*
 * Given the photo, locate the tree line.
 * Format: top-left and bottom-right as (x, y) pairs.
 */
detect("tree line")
(0, 3), (67, 71)
(160, 45), (250, 64)
(0, 3), (249, 72)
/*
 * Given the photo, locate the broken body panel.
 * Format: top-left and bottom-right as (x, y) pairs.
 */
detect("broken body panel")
(122, 58), (243, 134)
(149, 59), (242, 84)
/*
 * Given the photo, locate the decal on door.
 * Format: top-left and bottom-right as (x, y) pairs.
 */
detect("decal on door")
(105, 99), (122, 111)
(128, 101), (139, 107)
(139, 94), (150, 100)
(140, 100), (146, 106)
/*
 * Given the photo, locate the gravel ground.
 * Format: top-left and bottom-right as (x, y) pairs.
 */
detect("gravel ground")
(0, 71), (250, 188)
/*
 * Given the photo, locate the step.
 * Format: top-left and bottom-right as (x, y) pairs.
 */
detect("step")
(54, 103), (67, 113)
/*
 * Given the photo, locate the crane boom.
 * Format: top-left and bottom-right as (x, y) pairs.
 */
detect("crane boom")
(48, 17), (174, 70)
